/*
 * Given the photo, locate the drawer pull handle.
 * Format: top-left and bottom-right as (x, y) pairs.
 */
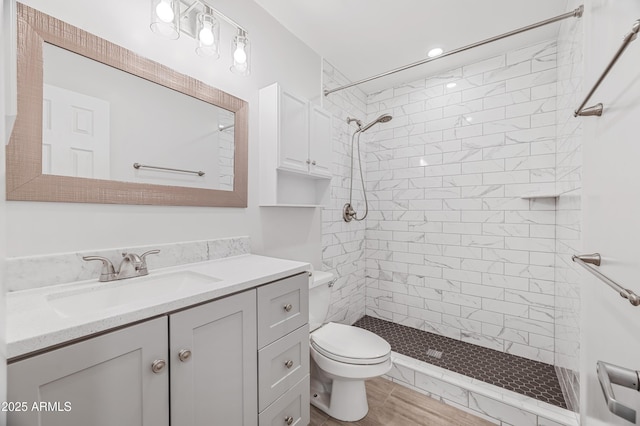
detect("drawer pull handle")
(178, 349), (192, 362)
(284, 360), (294, 369)
(284, 415), (294, 425)
(283, 304), (293, 312)
(151, 359), (166, 374)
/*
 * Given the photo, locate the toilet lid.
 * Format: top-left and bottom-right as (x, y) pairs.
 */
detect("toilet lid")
(310, 322), (391, 365)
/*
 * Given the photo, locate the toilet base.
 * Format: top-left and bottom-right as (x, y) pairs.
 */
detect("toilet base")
(310, 375), (369, 422)
(310, 357), (378, 422)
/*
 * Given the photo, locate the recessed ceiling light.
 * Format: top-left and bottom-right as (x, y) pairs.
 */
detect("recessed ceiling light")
(427, 47), (444, 58)
(446, 82), (457, 89)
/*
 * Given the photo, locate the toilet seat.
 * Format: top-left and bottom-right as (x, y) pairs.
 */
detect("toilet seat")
(310, 322), (391, 365)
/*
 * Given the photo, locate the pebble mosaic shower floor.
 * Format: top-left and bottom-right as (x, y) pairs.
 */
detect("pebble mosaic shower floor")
(353, 316), (566, 408)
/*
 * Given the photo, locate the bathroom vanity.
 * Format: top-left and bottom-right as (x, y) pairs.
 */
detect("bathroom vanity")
(6, 254), (310, 426)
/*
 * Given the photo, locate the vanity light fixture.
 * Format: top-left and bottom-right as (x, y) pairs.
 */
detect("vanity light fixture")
(230, 29), (250, 76)
(150, 0), (250, 75)
(150, 0), (180, 39)
(195, 8), (220, 57)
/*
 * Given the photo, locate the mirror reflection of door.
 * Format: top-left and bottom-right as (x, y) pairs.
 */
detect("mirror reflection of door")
(42, 84), (110, 179)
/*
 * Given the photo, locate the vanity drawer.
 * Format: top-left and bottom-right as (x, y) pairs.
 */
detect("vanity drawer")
(257, 273), (308, 348)
(258, 375), (309, 426)
(258, 324), (309, 412)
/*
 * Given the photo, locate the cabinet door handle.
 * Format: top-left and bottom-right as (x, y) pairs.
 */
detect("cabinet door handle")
(178, 349), (192, 362)
(151, 359), (166, 374)
(284, 415), (294, 425)
(306, 159), (311, 164)
(311, 160), (316, 165)
(284, 360), (294, 369)
(283, 303), (293, 312)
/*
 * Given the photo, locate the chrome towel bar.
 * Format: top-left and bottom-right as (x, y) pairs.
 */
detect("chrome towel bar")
(133, 163), (205, 176)
(572, 253), (640, 306)
(574, 20), (640, 117)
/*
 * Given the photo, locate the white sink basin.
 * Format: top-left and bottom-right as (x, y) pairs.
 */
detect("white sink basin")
(47, 270), (221, 317)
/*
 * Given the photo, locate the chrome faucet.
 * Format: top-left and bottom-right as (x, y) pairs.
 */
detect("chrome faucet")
(83, 249), (160, 282)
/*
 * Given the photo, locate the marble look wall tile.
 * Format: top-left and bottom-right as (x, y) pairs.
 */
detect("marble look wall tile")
(327, 35), (575, 391)
(322, 60), (369, 326)
(6, 237), (250, 292)
(469, 392), (537, 426)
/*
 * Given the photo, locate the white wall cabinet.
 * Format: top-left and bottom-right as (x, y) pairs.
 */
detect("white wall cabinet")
(259, 83), (332, 207)
(7, 273), (309, 426)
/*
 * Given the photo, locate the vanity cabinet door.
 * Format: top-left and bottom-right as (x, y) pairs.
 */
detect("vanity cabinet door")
(7, 317), (169, 426)
(169, 289), (258, 426)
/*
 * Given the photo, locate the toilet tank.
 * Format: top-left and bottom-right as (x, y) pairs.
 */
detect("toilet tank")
(309, 270), (335, 332)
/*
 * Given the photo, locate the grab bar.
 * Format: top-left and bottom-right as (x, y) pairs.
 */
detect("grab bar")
(133, 163), (205, 176)
(597, 361), (640, 423)
(574, 20), (640, 117)
(572, 253), (640, 306)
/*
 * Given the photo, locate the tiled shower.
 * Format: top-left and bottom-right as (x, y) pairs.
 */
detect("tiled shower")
(321, 10), (583, 417)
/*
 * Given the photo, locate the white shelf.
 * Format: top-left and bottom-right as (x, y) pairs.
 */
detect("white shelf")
(520, 193), (561, 199)
(519, 188), (582, 199)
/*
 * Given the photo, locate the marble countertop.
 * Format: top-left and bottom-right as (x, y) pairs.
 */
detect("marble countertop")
(7, 254), (309, 359)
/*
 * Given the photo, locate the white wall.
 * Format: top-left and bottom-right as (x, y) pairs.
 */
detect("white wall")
(580, 1), (640, 424)
(8, 0), (323, 269)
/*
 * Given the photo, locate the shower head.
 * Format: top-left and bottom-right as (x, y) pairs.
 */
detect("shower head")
(360, 114), (393, 133)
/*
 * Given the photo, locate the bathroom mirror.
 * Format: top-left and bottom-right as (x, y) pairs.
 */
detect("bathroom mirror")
(6, 4), (248, 207)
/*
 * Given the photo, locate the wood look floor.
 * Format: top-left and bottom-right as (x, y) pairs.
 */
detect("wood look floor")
(310, 377), (494, 426)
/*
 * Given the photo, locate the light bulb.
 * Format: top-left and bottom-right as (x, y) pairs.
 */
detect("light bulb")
(428, 47), (444, 58)
(233, 42), (247, 64)
(199, 23), (214, 46)
(155, 0), (174, 23)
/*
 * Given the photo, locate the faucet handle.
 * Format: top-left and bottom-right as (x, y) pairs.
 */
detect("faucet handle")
(139, 249), (160, 273)
(141, 249), (160, 261)
(82, 256), (117, 282)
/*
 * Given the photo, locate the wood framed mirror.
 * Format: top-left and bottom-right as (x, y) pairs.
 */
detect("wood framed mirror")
(7, 4), (248, 207)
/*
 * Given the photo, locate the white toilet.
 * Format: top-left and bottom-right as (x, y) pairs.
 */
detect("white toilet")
(309, 270), (392, 422)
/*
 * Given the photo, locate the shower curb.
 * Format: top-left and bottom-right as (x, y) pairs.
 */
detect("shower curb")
(385, 352), (579, 426)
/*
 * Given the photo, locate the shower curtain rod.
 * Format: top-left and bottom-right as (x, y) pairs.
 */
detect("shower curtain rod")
(324, 5), (584, 96)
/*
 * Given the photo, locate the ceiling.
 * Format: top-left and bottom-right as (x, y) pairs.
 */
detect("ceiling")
(253, 0), (571, 94)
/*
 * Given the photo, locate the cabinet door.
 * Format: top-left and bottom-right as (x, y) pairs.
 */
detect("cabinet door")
(278, 90), (309, 174)
(7, 317), (169, 426)
(170, 290), (257, 426)
(308, 105), (333, 178)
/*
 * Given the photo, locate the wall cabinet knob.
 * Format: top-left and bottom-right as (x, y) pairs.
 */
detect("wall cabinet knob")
(151, 359), (166, 374)
(284, 415), (294, 425)
(306, 159), (311, 164)
(178, 349), (192, 362)
(311, 160), (316, 165)
(284, 360), (294, 369)
(283, 303), (293, 312)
